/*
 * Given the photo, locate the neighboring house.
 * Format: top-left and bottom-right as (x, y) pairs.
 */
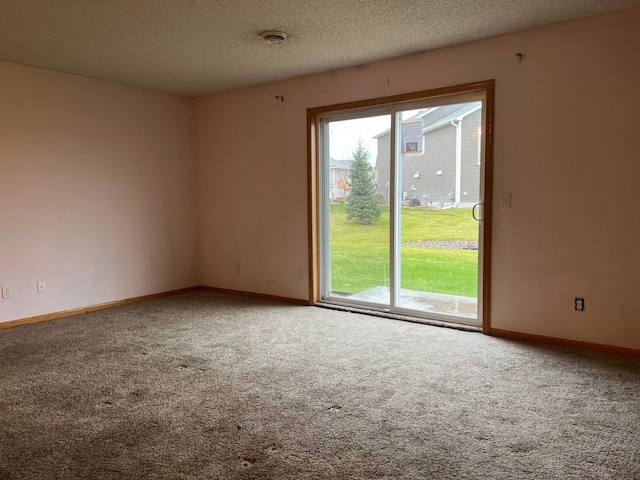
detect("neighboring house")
(374, 102), (482, 208)
(329, 158), (352, 201)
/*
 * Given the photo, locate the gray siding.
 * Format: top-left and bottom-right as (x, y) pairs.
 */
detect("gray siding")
(460, 109), (481, 203)
(405, 125), (456, 204)
(374, 102), (482, 208)
(375, 133), (391, 202)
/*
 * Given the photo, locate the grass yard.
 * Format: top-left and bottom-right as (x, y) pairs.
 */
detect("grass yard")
(330, 203), (478, 297)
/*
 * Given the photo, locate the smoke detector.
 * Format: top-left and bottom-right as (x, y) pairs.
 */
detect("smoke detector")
(260, 30), (288, 45)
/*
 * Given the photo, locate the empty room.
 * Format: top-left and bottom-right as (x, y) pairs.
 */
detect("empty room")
(1, 1), (639, 479)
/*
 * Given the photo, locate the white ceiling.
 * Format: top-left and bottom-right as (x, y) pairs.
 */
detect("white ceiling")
(1, 0), (639, 97)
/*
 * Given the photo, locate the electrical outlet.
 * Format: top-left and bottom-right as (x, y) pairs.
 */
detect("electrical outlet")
(297, 268), (304, 281)
(37, 281), (47, 294)
(234, 263), (241, 274)
(2, 286), (12, 299)
(575, 297), (584, 312)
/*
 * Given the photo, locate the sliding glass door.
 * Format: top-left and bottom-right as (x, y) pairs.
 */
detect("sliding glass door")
(315, 86), (490, 327)
(319, 111), (392, 306)
(395, 101), (482, 322)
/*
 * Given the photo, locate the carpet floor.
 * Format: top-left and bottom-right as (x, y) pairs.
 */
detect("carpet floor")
(1, 291), (638, 479)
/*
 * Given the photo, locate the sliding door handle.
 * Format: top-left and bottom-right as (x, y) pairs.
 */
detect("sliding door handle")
(472, 202), (483, 222)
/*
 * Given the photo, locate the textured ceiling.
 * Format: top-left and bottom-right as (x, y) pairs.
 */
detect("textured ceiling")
(1, 0), (640, 97)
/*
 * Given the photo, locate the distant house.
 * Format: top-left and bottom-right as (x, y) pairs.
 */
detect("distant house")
(329, 158), (353, 201)
(374, 102), (482, 208)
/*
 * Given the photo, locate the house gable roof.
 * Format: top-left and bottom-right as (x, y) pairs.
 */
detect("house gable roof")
(372, 102), (482, 139)
(329, 158), (353, 169)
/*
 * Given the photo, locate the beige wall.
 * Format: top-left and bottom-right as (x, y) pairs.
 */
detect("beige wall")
(196, 8), (640, 349)
(0, 62), (198, 322)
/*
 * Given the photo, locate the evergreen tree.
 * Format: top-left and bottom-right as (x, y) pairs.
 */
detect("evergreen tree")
(345, 140), (381, 224)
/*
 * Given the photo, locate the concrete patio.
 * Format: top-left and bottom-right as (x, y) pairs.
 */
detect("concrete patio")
(338, 286), (478, 320)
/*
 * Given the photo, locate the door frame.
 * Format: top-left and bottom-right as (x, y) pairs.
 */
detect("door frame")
(307, 80), (494, 333)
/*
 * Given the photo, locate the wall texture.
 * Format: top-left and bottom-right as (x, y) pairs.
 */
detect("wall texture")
(196, 8), (640, 349)
(0, 62), (198, 323)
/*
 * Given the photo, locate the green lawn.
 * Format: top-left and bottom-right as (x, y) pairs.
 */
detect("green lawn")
(330, 203), (478, 297)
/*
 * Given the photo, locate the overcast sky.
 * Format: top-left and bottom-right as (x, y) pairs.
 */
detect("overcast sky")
(328, 114), (390, 164)
(328, 109), (422, 164)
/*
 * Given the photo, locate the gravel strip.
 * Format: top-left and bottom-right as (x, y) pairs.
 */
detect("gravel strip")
(402, 240), (478, 250)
